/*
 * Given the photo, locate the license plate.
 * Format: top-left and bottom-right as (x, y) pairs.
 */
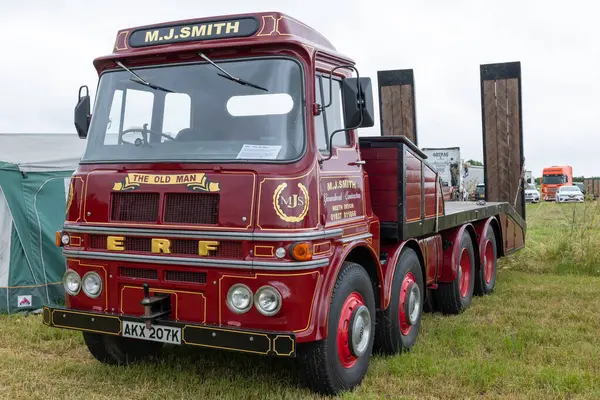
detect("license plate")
(122, 321), (182, 345)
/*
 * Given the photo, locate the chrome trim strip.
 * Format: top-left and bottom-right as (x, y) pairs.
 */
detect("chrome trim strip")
(253, 259), (330, 270)
(63, 250), (330, 271)
(255, 230), (342, 241)
(337, 233), (373, 244)
(62, 224), (343, 242)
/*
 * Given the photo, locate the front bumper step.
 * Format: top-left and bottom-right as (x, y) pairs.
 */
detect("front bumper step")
(42, 306), (295, 357)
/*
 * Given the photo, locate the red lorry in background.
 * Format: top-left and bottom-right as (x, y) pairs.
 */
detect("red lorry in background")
(43, 12), (526, 395)
(541, 165), (572, 200)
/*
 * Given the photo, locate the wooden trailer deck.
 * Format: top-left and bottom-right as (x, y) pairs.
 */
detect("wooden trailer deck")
(420, 200), (525, 235)
(441, 201), (516, 229)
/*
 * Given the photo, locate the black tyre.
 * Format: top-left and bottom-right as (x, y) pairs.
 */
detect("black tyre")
(375, 248), (424, 354)
(474, 227), (498, 295)
(434, 231), (475, 314)
(82, 332), (163, 365)
(298, 262), (376, 395)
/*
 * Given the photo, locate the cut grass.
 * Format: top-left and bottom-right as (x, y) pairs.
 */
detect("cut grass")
(1, 203), (600, 399)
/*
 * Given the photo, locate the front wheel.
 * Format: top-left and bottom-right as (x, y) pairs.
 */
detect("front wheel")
(83, 332), (163, 365)
(299, 262), (376, 395)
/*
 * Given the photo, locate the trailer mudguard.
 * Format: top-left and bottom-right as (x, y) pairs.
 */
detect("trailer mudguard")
(438, 223), (476, 283)
(379, 239), (423, 310)
(474, 216), (501, 263)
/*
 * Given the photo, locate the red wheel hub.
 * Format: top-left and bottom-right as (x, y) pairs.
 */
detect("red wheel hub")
(483, 239), (494, 284)
(399, 272), (417, 335)
(337, 292), (365, 369)
(458, 248), (471, 298)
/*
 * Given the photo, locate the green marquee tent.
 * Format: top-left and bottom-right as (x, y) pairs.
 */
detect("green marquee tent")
(0, 133), (87, 313)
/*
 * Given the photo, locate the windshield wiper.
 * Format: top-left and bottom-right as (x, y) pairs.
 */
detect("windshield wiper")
(199, 52), (268, 92)
(115, 61), (174, 93)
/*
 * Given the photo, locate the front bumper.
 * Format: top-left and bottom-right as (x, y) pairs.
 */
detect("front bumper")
(557, 197), (584, 202)
(42, 306), (296, 357)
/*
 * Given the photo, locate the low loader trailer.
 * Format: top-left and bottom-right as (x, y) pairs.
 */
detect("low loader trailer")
(43, 12), (526, 395)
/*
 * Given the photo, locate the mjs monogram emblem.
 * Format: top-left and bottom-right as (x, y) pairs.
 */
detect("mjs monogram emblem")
(273, 182), (309, 223)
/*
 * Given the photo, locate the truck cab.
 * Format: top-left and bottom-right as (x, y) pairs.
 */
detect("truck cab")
(541, 165), (572, 200)
(44, 12), (525, 396)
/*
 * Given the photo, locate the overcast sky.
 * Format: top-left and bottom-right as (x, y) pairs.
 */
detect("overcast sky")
(1, 0), (598, 177)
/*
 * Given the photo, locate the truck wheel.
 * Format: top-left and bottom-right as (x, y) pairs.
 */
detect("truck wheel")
(474, 227), (497, 295)
(82, 332), (162, 365)
(298, 262), (376, 395)
(375, 248), (424, 354)
(434, 231), (475, 314)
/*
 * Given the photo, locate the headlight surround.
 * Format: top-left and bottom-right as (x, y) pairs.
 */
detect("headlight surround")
(82, 272), (103, 298)
(254, 285), (282, 316)
(63, 269), (81, 296)
(227, 284), (253, 314)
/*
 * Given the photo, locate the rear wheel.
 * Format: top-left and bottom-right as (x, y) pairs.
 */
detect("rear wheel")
(82, 332), (163, 365)
(299, 262), (376, 395)
(375, 248), (424, 354)
(474, 227), (498, 295)
(434, 231), (475, 314)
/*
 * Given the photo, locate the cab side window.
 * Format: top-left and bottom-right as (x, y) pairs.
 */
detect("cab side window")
(315, 76), (348, 154)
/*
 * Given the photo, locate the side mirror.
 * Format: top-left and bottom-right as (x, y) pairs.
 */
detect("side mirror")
(341, 77), (375, 128)
(74, 85), (91, 139)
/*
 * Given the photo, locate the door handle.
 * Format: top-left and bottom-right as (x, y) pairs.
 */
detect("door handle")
(348, 160), (366, 166)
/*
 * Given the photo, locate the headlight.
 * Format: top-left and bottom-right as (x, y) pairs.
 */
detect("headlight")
(82, 272), (103, 298)
(275, 247), (287, 259)
(63, 269), (81, 296)
(227, 284), (253, 314)
(254, 285), (282, 316)
(61, 233), (70, 245)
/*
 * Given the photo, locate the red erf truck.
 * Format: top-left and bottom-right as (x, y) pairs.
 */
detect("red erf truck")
(43, 12), (526, 395)
(541, 165), (572, 200)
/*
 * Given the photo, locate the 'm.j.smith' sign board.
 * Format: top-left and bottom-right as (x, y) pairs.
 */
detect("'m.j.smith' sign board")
(128, 17), (260, 47)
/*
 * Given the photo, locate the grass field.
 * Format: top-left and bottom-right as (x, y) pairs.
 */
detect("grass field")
(2, 201), (600, 399)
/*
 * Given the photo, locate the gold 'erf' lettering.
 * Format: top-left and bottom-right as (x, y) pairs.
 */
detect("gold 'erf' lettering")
(198, 241), (219, 256)
(145, 30), (159, 42)
(151, 238), (171, 254)
(192, 25), (206, 37)
(179, 27), (191, 38)
(107, 236), (125, 251)
(226, 21), (239, 33)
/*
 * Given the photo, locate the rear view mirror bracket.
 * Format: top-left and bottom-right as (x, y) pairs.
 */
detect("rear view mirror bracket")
(319, 65), (375, 165)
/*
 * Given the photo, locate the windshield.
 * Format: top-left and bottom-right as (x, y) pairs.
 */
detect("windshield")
(560, 186), (579, 192)
(476, 185), (485, 194)
(83, 58), (305, 163)
(527, 184), (537, 190)
(542, 174), (567, 184)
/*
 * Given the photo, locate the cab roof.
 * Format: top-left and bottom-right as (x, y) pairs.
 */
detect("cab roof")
(95, 11), (353, 70)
